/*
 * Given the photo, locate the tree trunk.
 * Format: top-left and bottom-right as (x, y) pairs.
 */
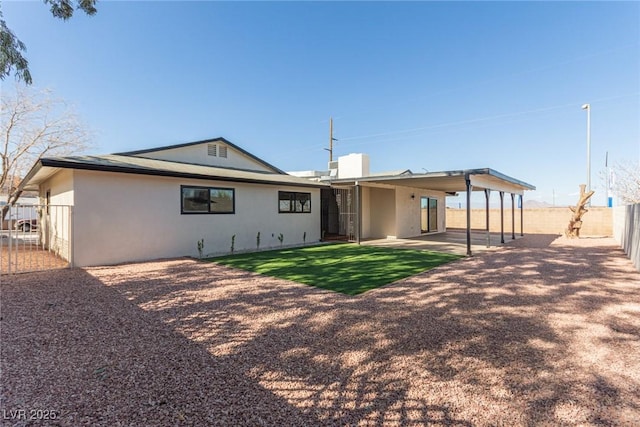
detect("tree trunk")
(565, 184), (595, 238)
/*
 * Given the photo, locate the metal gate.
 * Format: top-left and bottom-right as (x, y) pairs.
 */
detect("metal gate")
(321, 187), (358, 242)
(1, 204), (72, 274)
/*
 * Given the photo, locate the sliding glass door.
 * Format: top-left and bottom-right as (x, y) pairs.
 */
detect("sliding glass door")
(421, 197), (438, 233)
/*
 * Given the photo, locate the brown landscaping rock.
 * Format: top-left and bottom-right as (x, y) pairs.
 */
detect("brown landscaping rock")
(1, 236), (639, 426)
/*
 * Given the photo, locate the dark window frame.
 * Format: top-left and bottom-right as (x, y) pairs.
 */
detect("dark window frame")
(278, 191), (311, 214)
(181, 185), (235, 215)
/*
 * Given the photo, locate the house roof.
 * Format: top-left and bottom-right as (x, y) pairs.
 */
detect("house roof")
(115, 137), (287, 175)
(366, 169), (413, 178)
(19, 154), (328, 191)
(332, 168), (535, 195)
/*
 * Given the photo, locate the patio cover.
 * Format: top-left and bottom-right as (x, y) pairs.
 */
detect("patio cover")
(331, 168), (536, 256)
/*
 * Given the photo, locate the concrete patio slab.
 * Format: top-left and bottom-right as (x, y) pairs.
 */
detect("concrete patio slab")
(360, 228), (529, 255)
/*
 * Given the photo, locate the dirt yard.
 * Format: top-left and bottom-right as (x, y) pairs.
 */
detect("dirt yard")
(1, 235), (639, 426)
(1, 243), (68, 274)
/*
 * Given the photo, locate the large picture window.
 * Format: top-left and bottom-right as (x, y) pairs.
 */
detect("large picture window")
(279, 191), (311, 213)
(181, 186), (235, 214)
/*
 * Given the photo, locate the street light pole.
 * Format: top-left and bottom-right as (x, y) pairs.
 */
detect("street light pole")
(582, 103), (591, 205)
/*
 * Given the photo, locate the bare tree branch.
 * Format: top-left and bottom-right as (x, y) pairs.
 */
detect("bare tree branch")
(612, 161), (640, 204)
(1, 83), (92, 216)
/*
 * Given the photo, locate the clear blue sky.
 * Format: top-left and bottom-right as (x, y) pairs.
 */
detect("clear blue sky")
(2, 1), (639, 207)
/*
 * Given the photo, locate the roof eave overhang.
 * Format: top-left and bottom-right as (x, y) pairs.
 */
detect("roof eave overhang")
(24, 159), (327, 189)
(329, 168), (535, 194)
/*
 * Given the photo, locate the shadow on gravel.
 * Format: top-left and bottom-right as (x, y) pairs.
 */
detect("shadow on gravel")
(0, 268), (322, 426)
(2, 236), (639, 425)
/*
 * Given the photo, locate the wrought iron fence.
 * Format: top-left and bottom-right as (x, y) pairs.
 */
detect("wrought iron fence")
(0, 204), (72, 274)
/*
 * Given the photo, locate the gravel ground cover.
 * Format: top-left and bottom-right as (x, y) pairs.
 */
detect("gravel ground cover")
(1, 235), (639, 426)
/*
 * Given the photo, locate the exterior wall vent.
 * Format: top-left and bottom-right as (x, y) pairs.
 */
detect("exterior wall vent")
(207, 144), (217, 157)
(218, 145), (228, 158)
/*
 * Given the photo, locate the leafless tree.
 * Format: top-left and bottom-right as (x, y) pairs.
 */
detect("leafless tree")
(1, 84), (91, 215)
(612, 161), (640, 205)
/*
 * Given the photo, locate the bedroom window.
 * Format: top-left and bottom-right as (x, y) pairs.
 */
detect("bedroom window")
(181, 186), (235, 214)
(278, 191), (311, 213)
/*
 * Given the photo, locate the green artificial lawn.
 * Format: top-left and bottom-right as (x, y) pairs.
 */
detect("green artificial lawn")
(211, 243), (462, 295)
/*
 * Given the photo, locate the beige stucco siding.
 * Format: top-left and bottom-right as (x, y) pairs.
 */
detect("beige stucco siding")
(367, 187), (396, 238)
(36, 169), (74, 263)
(395, 187), (446, 238)
(133, 143), (274, 172)
(67, 170), (319, 267)
(361, 185), (446, 240)
(40, 169), (74, 205)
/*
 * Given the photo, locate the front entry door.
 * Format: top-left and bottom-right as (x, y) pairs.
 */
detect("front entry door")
(421, 197), (438, 233)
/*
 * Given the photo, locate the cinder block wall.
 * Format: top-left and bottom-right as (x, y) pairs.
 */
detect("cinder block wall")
(446, 207), (613, 236)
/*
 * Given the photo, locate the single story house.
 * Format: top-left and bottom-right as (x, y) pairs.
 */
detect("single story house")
(18, 137), (326, 267)
(17, 137), (535, 267)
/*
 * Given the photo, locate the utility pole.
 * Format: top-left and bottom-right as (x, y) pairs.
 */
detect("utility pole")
(324, 117), (337, 162)
(605, 151), (608, 207)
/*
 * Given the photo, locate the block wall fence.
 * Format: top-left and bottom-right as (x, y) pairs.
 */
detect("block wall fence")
(445, 207), (613, 236)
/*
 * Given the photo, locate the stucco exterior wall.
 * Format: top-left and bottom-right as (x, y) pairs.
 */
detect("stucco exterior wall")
(133, 142), (273, 172)
(368, 187), (396, 238)
(40, 169), (74, 205)
(613, 204), (640, 271)
(360, 185), (446, 239)
(446, 207), (613, 236)
(394, 187), (446, 238)
(49, 170), (319, 267)
(38, 169), (74, 262)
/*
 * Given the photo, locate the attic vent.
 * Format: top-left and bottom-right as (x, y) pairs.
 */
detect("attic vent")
(218, 145), (228, 158)
(207, 144), (217, 156)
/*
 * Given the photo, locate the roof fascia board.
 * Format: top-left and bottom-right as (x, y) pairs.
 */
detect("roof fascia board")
(481, 168), (536, 191)
(469, 174), (524, 195)
(333, 170), (468, 184)
(39, 158), (326, 189)
(331, 168), (535, 191)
